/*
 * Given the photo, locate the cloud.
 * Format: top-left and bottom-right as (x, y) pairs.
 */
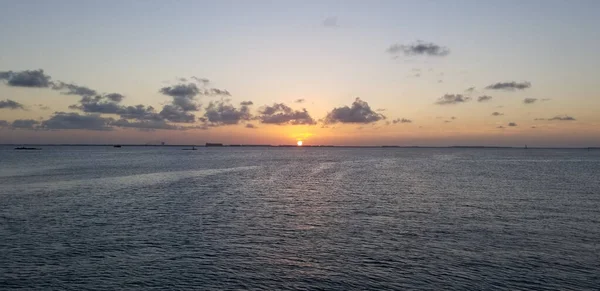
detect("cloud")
(376, 108), (386, 112)
(159, 105), (196, 123)
(451, 116), (457, 120)
(491, 112), (504, 116)
(0, 69), (52, 88)
(435, 94), (471, 105)
(258, 103), (317, 125)
(0, 120), (9, 127)
(11, 119), (40, 129)
(105, 93), (125, 102)
(158, 81), (202, 122)
(477, 95), (493, 102)
(523, 98), (537, 104)
(323, 16), (338, 27)
(240, 101), (254, 106)
(202, 100), (252, 126)
(191, 76), (210, 85)
(69, 94), (165, 123)
(465, 87), (476, 93)
(387, 41), (450, 56)
(41, 112), (113, 130)
(548, 115), (576, 121)
(508, 122), (517, 127)
(118, 105), (163, 121)
(172, 96), (200, 111)
(324, 98), (386, 124)
(497, 126), (505, 129)
(485, 81), (531, 91)
(246, 123), (257, 129)
(159, 83), (200, 98)
(541, 98), (551, 102)
(392, 118), (412, 124)
(112, 119), (178, 131)
(206, 88), (231, 96)
(0, 99), (25, 110)
(51, 82), (97, 97)
(294, 98), (305, 104)
(69, 95), (122, 114)
(37, 104), (51, 110)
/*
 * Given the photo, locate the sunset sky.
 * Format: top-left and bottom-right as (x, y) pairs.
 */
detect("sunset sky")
(1, 0), (599, 146)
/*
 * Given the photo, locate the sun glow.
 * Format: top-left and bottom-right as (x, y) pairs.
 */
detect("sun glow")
(297, 140), (303, 146)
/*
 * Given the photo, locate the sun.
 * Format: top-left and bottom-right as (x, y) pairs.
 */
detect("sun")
(297, 140), (303, 146)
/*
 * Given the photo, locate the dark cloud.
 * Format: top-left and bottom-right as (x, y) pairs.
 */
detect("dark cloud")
(11, 119), (40, 129)
(0, 99), (25, 110)
(465, 87), (476, 93)
(258, 103), (317, 125)
(323, 16), (338, 27)
(392, 118), (412, 124)
(0, 120), (9, 127)
(294, 99), (305, 104)
(159, 83), (200, 98)
(508, 122), (517, 127)
(477, 95), (493, 102)
(491, 112), (504, 116)
(69, 95), (122, 114)
(159, 105), (196, 123)
(202, 100), (252, 126)
(0, 69), (52, 88)
(246, 123), (257, 129)
(118, 105), (162, 121)
(387, 41), (450, 57)
(434, 94), (471, 105)
(69, 93), (163, 123)
(158, 82), (203, 122)
(497, 126), (505, 129)
(112, 119), (178, 131)
(41, 112), (113, 131)
(51, 82), (97, 97)
(324, 98), (385, 124)
(105, 93), (125, 102)
(172, 96), (200, 111)
(240, 101), (254, 106)
(485, 81), (531, 91)
(523, 98), (537, 104)
(451, 116), (457, 120)
(548, 115), (576, 121)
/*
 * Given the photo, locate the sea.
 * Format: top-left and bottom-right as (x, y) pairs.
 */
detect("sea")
(1, 146), (599, 290)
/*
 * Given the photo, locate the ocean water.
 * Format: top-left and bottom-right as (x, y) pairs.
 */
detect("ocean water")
(1, 146), (599, 290)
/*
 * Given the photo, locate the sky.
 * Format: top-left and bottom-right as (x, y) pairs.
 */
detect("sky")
(1, 0), (599, 147)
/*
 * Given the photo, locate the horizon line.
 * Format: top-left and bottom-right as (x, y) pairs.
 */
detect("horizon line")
(2, 144), (600, 150)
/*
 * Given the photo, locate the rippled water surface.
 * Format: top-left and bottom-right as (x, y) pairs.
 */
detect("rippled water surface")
(1, 146), (599, 290)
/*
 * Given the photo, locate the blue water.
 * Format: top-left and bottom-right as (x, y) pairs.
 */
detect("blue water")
(1, 146), (599, 290)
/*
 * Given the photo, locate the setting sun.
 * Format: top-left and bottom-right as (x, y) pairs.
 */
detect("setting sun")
(297, 140), (303, 146)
